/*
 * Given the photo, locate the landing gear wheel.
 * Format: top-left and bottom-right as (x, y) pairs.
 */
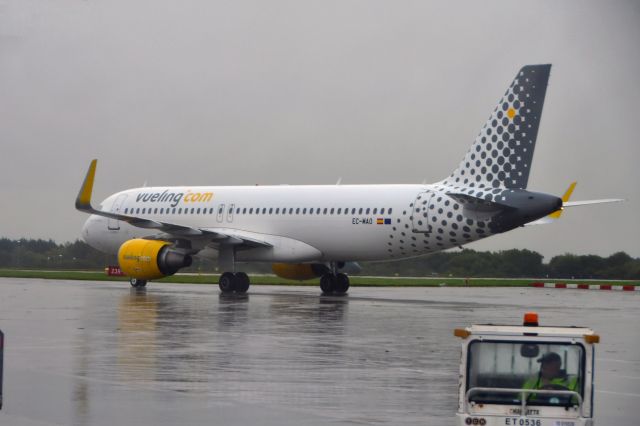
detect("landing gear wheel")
(234, 272), (250, 293)
(320, 274), (335, 294)
(334, 273), (350, 294)
(219, 272), (236, 293)
(130, 278), (147, 288)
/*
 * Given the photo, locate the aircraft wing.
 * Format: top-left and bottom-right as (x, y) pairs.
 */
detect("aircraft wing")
(75, 159), (272, 248)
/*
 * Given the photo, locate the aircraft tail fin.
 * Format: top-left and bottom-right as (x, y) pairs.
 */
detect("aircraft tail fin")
(442, 64), (551, 190)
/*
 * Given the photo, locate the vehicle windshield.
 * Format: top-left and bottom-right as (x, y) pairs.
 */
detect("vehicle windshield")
(467, 341), (584, 406)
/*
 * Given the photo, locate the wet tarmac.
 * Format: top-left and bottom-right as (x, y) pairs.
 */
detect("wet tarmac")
(0, 278), (638, 425)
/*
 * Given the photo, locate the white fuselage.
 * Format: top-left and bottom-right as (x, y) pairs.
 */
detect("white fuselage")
(82, 182), (495, 263)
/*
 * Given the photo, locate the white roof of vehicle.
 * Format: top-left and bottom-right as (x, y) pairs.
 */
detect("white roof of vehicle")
(466, 324), (596, 338)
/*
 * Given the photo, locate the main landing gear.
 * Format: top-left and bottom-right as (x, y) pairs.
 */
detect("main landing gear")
(130, 278), (147, 288)
(320, 272), (350, 295)
(218, 272), (250, 294)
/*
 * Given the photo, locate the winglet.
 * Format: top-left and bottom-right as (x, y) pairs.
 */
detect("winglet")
(75, 159), (97, 211)
(548, 181), (576, 219)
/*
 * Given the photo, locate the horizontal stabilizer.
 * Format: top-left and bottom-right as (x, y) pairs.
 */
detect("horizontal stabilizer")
(446, 192), (514, 221)
(446, 193), (514, 211)
(564, 199), (624, 207)
(526, 181), (623, 226)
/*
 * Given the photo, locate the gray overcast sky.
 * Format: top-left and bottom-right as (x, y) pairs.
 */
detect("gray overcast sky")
(1, 0), (638, 259)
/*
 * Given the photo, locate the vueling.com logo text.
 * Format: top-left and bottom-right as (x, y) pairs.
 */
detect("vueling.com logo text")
(135, 190), (213, 207)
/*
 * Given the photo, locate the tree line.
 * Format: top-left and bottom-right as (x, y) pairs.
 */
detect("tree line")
(0, 238), (638, 280)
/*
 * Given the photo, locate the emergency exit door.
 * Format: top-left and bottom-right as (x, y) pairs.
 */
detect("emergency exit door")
(108, 194), (128, 230)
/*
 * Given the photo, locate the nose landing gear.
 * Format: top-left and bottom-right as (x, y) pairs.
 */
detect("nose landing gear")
(129, 278), (147, 288)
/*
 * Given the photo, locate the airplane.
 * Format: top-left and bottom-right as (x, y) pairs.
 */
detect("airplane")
(77, 64), (622, 294)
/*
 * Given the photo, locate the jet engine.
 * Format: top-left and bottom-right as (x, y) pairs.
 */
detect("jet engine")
(271, 262), (362, 281)
(271, 263), (329, 281)
(118, 239), (192, 280)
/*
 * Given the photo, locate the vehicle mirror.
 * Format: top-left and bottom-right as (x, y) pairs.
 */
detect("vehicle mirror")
(520, 343), (539, 358)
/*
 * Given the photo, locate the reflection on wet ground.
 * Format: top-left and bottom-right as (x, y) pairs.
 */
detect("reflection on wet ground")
(0, 278), (638, 425)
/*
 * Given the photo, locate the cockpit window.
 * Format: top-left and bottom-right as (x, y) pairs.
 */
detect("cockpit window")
(467, 341), (584, 407)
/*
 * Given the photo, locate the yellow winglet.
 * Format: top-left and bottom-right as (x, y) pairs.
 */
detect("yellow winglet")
(75, 159), (97, 211)
(548, 181), (576, 219)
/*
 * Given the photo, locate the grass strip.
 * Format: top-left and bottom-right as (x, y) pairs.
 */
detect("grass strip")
(0, 269), (636, 287)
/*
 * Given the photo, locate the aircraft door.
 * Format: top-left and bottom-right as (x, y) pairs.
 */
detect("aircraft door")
(411, 191), (434, 233)
(108, 194), (128, 230)
(227, 204), (235, 223)
(217, 204), (225, 223)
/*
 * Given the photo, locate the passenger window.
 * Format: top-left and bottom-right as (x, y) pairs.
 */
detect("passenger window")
(262, 208), (267, 214)
(197, 208), (201, 214)
(191, 208), (195, 214)
(373, 208), (377, 215)
(256, 208), (260, 215)
(381, 208), (385, 215)
(249, 208), (253, 214)
(218, 207), (223, 214)
(209, 208), (214, 214)
(269, 208), (273, 214)
(289, 208), (293, 214)
(323, 208), (328, 214)
(153, 208), (157, 214)
(296, 208), (300, 214)
(330, 208), (335, 214)
(142, 208), (146, 214)
(302, 208), (307, 214)
(178, 208), (182, 214)
(160, 208), (164, 214)
(351, 208), (356, 214)
(275, 208), (280, 214)
(337, 208), (342, 214)
(358, 208), (363, 214)
(389, 208), (393, 214)
(366, 208), (370, 214)
(172, 208), (176, 214)
(243, 208), (247, 214)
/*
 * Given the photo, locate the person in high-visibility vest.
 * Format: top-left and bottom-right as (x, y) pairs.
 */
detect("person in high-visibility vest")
(522, 352), (579, 403)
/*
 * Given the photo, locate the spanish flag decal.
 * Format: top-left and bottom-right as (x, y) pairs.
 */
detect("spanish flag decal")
(377, 218), (392, 225)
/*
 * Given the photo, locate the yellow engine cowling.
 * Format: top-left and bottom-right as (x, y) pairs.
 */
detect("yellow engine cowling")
(118, 239), (192, 280)
(271, 263), (329, 281)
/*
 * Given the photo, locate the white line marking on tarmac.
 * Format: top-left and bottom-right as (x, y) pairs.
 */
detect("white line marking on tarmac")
(596, 390), (640, 398)
(598, 358), (640, 364)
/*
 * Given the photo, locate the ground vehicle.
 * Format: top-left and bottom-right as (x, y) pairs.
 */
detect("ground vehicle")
(454, 313), (599, 426)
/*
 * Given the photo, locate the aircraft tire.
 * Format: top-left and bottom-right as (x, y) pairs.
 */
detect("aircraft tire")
(219, 272), (236, 293)
(130, 278), (147, 288)
(320, 274), (335, 294)
(234, 272), (250, 293)
(334, 273), (349, 294)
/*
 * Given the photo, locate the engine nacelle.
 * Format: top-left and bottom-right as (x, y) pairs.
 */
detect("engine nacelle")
(118, 239), (192, 280)
(271, 263), (329, 281)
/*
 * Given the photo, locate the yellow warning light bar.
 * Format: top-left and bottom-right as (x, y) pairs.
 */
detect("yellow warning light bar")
(454, 328), (471, 339)
(584, 334), (600, 344)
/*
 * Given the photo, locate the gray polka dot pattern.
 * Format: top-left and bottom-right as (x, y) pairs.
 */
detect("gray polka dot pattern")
(443, 65), (551, 190)
(386, 65), (553, 258)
